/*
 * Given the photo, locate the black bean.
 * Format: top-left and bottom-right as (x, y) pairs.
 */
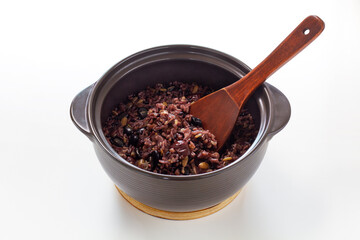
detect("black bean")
(135, 148), (141, 159)
(149, 150), (160, 171)
(129, 135), (139, 146)
(111, 137), (124, 147)
(137, 128), (145, 135)
(138, 107), (148, 119)
(191, 116), (202, 127)
(152, 150), (160, 160)
(124, 126), (132, 135)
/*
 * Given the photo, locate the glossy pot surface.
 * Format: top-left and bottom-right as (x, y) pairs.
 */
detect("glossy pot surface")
(70, 45), (291, 212)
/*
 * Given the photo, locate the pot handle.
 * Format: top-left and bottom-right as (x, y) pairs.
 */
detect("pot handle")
(266, 83), (291, 138)
(70, 84), (95, 138)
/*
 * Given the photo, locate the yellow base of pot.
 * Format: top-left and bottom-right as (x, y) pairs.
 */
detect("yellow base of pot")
(115, 185), (241, 220)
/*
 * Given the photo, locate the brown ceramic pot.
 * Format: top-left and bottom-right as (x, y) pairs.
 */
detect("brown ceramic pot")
(70, 45), (291, 212)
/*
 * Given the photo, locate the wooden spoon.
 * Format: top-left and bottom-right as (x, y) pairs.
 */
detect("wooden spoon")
(190, 15), (325, 150)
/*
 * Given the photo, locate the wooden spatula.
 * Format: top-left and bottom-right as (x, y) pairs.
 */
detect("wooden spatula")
(190, 15), (325, 150)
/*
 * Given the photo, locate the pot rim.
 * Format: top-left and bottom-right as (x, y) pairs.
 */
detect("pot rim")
(87, 44), (272, 180)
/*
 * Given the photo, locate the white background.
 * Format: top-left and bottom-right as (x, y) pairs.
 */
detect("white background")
(1, 0), (359, 239)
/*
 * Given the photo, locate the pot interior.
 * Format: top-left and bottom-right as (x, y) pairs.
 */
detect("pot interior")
(99, 59), (261, 131)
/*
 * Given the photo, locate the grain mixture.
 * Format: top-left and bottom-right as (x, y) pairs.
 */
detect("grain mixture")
(103, 81), (258, 175)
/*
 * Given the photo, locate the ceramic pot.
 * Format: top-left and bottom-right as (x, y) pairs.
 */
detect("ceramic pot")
(70, 45), (291, 212)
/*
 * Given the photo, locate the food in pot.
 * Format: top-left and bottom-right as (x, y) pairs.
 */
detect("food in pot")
(103, 81), (258, 175)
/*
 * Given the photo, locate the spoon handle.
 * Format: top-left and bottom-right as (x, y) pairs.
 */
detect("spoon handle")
(225, 15), (325, 108)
